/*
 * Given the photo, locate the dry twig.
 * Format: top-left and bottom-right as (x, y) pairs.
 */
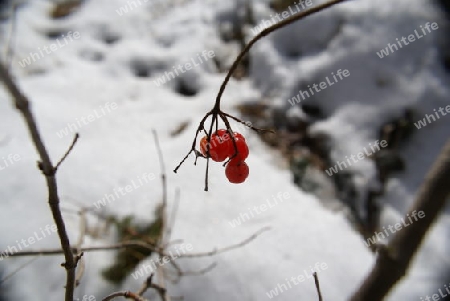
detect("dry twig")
(74, 208), (87, 287)
(102, 291), (148, 301)
(152, 130), (168, 240)
(179, 226), (270, 258)
(6, 227), (268, 266)
(313, 272), (323, 301)
(0, 62), (79, 301)
(0, 256), (40, 285)
(350, 139), (450, 301)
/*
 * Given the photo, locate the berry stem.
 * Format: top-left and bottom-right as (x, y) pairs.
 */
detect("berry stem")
(174, 0), (350, 190)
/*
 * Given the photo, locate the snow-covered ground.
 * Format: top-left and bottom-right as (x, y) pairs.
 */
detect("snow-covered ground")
(0, 0), (449, 300)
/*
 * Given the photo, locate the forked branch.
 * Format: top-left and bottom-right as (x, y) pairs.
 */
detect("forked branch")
(0, 62), (79, 301)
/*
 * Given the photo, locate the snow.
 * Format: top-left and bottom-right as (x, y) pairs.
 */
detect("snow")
(0, 0), (449, 300)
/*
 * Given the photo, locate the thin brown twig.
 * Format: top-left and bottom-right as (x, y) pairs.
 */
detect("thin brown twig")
(5, 240), (162, 257)
(313, 272), (323, 301)
(152, 130), (168, 242)
(156, 259), (167, 300)
(138, 274), (170, 301)
(150, 283), (168, 301)
(221, 112), (274, 134)
(179, 226), (270, 258)
(74, 208), (87, 287)
(165, 260), (217, 284)
(177, 262), (217, 277)
(0, 256), (40, 285)
(102, 291), (148, 301)
(0, 62), (77, 301)
(6, 227), (268, 262)
(103, 264), (169, 301)
(213, 0), (350, 109)
(137, 275), (154, 296)
(165, 260), (184, 283)
(165, 188), (181, 242)
(173, 112), (211, 172)
(55, 133), (80, 171)
(152, 129), (172, 297)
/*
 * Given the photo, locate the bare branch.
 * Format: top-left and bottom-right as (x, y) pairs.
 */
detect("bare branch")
(102, 291), (148, 301)
(152, 130), (169, 243)
(3, 228), (268, 295)
(213, 0), (350, 109)
(0, 256), (40, 285)
(179, 226), (270, 258)
(0, 62), (77, 301)
(5, 240), (163, 258)
(137, 274), (170, 301)
(149, 282), (168, 301)
(350, 139), (450, 301)
(74, 209), (87, 287)
(165, 188), (181, 242)
(176, 262), (217, 277)
(313, 272), (323, 301)
(221, 112), (274, 134)
(137, 275), (155, 296)
(55, 133), (80, 171)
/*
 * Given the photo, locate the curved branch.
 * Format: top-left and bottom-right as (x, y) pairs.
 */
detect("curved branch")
(350, 139), (450, 301)
(214, 0), (350, 109)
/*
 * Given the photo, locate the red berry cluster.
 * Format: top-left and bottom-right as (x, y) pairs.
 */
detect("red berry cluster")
(199, 129), (249, 184)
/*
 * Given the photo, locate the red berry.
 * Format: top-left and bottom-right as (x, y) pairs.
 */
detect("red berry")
(216, 129), (230, 138)
(229, 136), (249, 161)
(200, 136), (209, 155)
(232, 132), (245, 141)
(199, 131), (231, 162)
(225, 159), (249, 183)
